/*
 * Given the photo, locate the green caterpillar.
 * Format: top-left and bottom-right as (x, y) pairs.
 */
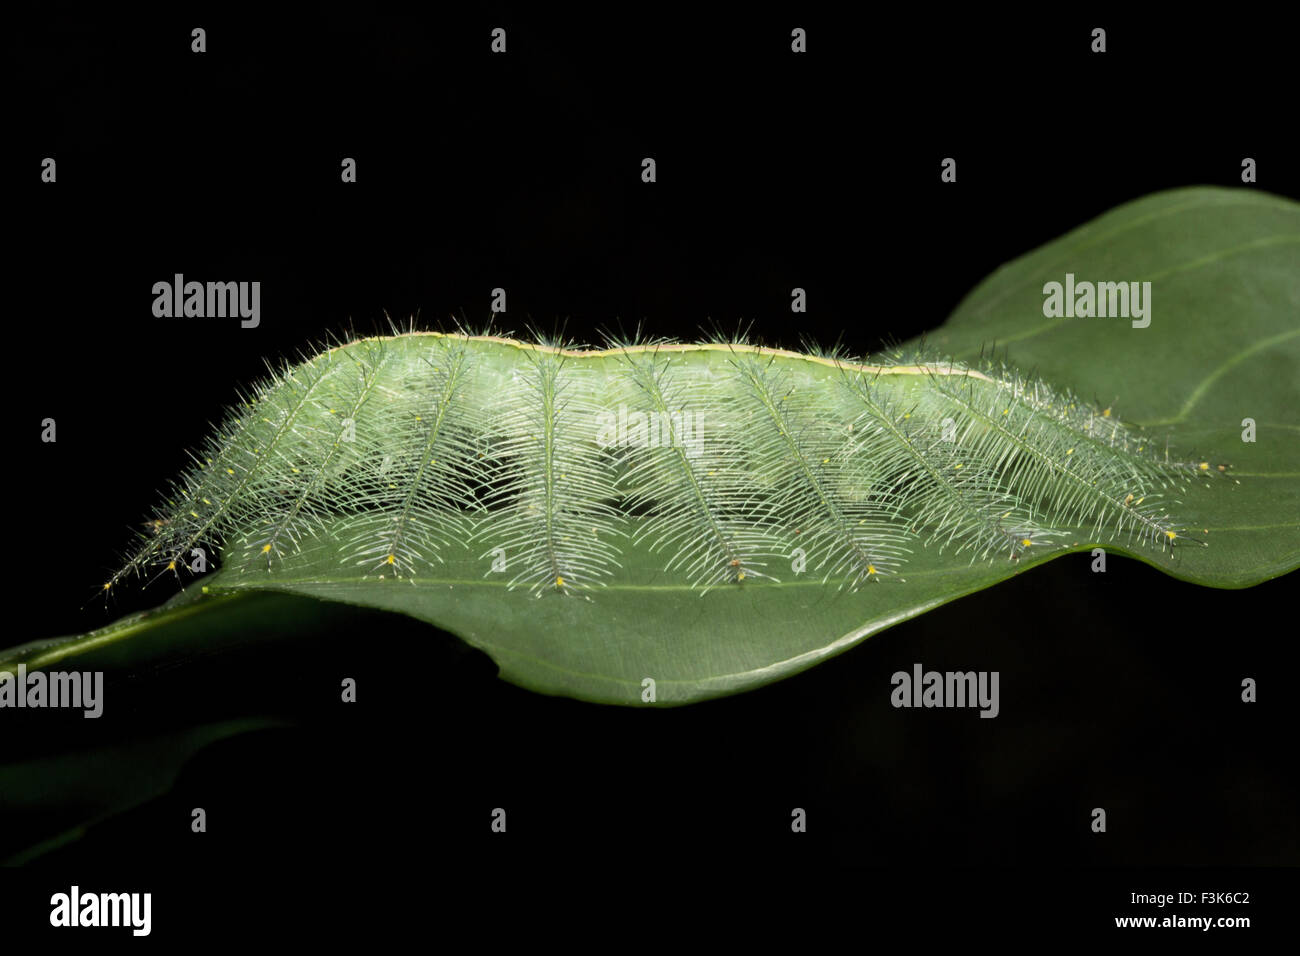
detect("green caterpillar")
(105, 329), (1206, 599)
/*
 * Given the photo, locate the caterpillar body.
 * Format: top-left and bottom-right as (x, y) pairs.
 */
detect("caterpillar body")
(104, 330), (1210, 599)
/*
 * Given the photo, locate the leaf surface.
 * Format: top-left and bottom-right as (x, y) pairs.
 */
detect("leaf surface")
(5, 187), (1296, 706)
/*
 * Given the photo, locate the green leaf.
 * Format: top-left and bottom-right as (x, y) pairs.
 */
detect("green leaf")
(4, 186), (1296, 708)
(923, 186), (1300, 588)
(0, 717), (281, 864)
(0, 589), (386, 863)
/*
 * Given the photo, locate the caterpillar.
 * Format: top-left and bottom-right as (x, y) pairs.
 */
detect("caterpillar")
(102, 327), (1211, 600)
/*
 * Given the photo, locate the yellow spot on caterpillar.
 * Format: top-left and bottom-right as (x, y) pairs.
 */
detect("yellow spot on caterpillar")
(556, 576), (565, 587)
(1198, 462), (1209, 471)
(1165, 531), (1178, 540)
(1103, 408), (1112, 417)
(261, 544), (272, 553)
(1021, 539), (1033, 547)
(386, 554), (396, 565)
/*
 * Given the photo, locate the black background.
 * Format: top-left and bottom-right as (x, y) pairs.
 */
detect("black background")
(4, 5), (1297, 939)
